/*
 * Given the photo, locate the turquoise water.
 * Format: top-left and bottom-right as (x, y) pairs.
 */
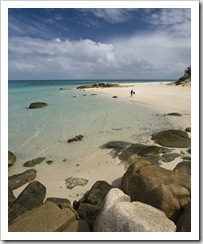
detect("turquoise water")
(8, 80), (175, 167)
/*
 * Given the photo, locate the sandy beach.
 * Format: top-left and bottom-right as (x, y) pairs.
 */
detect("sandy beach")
(11, 82), (191, 204)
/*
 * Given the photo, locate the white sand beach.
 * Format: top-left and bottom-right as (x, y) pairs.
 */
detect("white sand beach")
(11, 82), (191, 204)
(86, 82), (191, 128)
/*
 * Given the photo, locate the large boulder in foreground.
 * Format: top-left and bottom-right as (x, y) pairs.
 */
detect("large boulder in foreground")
(8, 151), (16, 167)
(122, 160), (191, 222)
(176, 202), (191, 232)
(151, 129), (191, 148)
(8, 181), (46, 225)
(8, 201), (77, 232)
(29, 102), (48, 109)
(94, 188), (176, 232)
(73, 180), (114, 229)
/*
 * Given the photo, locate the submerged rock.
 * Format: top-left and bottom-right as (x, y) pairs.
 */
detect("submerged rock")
(65, 177), (88, 190)
(67, 135), (84, 143)
(151, 129), (191, 148)
(29, 102), (48, 109)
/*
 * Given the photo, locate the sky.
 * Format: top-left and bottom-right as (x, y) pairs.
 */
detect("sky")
(8, 8), (191, 80)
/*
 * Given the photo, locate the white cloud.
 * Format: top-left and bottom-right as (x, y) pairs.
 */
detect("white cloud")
(80, 9), (134, 24)
(8, 30), (190, 80)
(148, 9), (191, 38)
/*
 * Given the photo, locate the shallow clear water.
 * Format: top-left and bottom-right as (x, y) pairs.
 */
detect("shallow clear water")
(8, 80), (175, 167)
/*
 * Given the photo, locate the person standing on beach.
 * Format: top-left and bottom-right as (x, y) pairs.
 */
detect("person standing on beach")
(130, 89), (135, 97)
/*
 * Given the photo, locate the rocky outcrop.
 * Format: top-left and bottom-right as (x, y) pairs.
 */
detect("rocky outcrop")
(8, 181), (46, 225)
(65, 177), (89, 190)
(8, 151), (16, 167)
(23, 157), (46, 167)
(73, 180), (114, 229)
(101, 141), (131, 157)
(151, 129), (191, 148)
(94, 188), (176, 232)
(77, 82), (120, 89)
(122, 160), (191, 222)
(8, 201), (77, 232)
(101, 141), (172, 166)
(67, 135), (84, 143)
(29, 102), (48, 109)
(8, 169), (37, 190)
(118, 143), (172, 162)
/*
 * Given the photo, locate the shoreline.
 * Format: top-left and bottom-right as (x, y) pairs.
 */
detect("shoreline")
(9, 81), (191, 204)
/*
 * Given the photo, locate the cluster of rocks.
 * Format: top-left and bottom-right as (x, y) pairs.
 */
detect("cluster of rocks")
(76, 82), (120, 89)
(8, 128), (191, 232)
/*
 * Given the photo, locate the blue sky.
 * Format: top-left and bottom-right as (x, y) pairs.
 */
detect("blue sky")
(8, 8), (191, 80)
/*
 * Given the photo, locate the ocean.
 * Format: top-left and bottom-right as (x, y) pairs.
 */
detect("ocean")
(8, 79), (175, 174)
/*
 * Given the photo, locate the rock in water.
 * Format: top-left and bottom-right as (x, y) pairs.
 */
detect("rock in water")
(29, 102), (48, 109)
(151, 129), (191, 148)
(67, 135), (84, 143)
(94, 188), (176, 232)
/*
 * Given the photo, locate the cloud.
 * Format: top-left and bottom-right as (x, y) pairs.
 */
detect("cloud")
(8, 29), (190, 80)
(147, 9), (191, 37)
(79, 8), (135, 24)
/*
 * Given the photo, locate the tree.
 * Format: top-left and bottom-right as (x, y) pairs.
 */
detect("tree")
(184, 65), (191, 77)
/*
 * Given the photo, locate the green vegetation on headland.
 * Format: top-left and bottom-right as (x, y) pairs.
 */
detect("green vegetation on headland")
(174, 65), (191, 86)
